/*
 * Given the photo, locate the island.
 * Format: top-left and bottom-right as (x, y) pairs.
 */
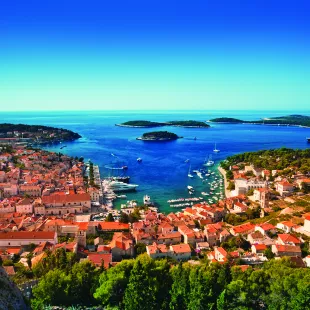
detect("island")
(137, 131), (181, 141)
(116, 120), (210, 128)
(208, 117), (244, 123)
(209, 114), (310, 127)
(0, 123), (81, 146)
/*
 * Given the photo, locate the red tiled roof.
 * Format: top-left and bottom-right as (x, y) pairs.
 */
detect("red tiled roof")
(98, 222), (129, 231)
(278, 234), (301, 244)
(253, 244), (267, 251)
(42, 193), (90, 204)
(274, 244), (301, 253)
(0, 231), (56, 240)
(171, 243), (191, 254)
(87, 253), (112, 268)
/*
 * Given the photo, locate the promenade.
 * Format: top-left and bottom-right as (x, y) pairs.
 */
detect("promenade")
(218, 166), (231, 198)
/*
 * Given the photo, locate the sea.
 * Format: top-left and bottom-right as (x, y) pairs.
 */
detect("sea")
(1, 110), (310, 213)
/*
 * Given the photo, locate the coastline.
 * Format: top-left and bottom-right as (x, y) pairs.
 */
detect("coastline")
(218, 166), (231, 198)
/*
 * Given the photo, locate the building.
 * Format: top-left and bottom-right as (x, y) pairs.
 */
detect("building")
(235, 178), (266, 195)
(109, 232), (134, 261)
(15, 198), (33, 214)
(271, 244), (301, 257)
(42, 193), (91, 215)
(275, 181), (294, 196)
(0, 231), (57, 246)
(19, 184), (42, 197)
(251, 244), (267, 255)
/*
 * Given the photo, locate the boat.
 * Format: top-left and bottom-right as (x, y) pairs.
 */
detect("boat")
(197, 172), (203, 179)
(187, 185), (194, 191)
(137, 158), (142, 162)
(122, 166), (128, 170)
(201, 192), (209, 196)
(105, 176), (130, 183)
(107, 181), (138, 192)
(203, 154), (215, 167)
(143, 195), (152, 205)
(117, 195), (127, 199)
(188, 164), (194, 178)
(213, 143), (220, 153)
(184, 159), (190, 163)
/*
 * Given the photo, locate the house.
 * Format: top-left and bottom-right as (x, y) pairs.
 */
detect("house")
(271, 244), (302, 257)
(196, 242), (210, 251)
(233, 202), (248, 213)
(235, 178), (266, 195)
(253, 188), (269, 202)
(214, 247), (228, 262)
(87, 253), (112, 269)
(255, 223), (276, 236)
(0, 231), (57, 246)
(304, 216), (310, 233)
(275, 181), (294, 196)
(276, 221), (296, 233)
(230, 222), (255, 236)
(296, 178), (310, 189)
(19, 184), (42, 197)
(304, 255), (310, 268)
(146, 242), (169, 259)
(157, 231), (182, 245)
(109, 232), (134, 261)
(247, 231), (264, 244)
(251, 244), (267, 255)
(178, 225), (195, 245)
(277, 234), (301, 246)
(15, 198), (33, 214)
(42, 193), (91, 215)
(170, 243), (191, 261)
(3, 266), (16, 277)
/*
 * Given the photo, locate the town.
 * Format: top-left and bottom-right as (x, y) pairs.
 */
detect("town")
(0, 145), (310, 308)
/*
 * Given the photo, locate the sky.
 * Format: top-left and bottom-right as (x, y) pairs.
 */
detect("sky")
(0, 0), (309, 111)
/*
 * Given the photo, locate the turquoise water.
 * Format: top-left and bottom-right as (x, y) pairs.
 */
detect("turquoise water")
(1, 110), (310, 213)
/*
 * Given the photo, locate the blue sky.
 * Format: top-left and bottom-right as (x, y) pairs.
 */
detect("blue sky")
(0, 0), (309, 111)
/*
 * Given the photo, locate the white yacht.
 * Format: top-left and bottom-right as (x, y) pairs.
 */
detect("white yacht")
(213, 143), (220, 153)
(197, 171), (203, 179)
(203, 154), (215, 167)
(188, 164), (193, 178)
(108, 181), (138, 192)
(143, 195), (152, 205)
(137, 158), (142, 162)
(187, 185), (194, 191)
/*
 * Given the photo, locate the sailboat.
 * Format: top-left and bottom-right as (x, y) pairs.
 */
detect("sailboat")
(203, 154), (214, 166)
(213, 143), (220, 153)
(188, 164), (193, 178)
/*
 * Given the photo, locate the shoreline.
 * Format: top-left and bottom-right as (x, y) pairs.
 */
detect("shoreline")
(218, 166), (231, 198)
(116, 123), (209, 128)
(208, 121), (310, 129)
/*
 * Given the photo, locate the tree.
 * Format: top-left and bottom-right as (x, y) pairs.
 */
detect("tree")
(94, 259), (134, 308)
(119, 212), (129, 223)
(135, 243), (146, 255)
(226, 170), (234, 180)
(106, 213), (115, 222)
(264, 247), (275, 259)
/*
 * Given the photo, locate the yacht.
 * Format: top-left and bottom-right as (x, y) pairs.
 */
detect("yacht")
(201, 192), (209, 196)
(213, 143), (220, 153)
(137, 158), (142, 162)
(203, 154), (215, 167)
(187, 185), (194, 191)
(143, 195), (153, 205)
(107, 181), (138, 192)
(197, 171), (203, 179)
(188, 164), (193, 178)
(117, 194), (127, 199)
(184, 159), (190, 163)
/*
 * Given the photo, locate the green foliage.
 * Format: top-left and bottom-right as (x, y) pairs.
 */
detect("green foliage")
(221, 236), (251, 252)
(105, 213), (115, 222)
(119, 212), (129, 223)
(226, 170), (234, 180)
(31, 261), (99, 309)
(135, 243), (146, 255)
(264, 247), (275, 260)
(141, 131), (179, 140)
(226, 182), (235, 191)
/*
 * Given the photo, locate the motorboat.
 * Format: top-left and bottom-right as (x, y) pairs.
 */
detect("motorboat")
(137, 158), (142, 162)
(203, 154), (215, 167)
(107, 181), (138, 192)
(188, 164), (193, 178)
(187, 185), (194, 191)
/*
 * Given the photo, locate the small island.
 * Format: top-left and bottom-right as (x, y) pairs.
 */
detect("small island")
(116, 120), (210, 128)
(208, 117), (244, 123)
(209, 115), (310, 127)
(0, 123), (81, 145)
(137, 131), (181, 141)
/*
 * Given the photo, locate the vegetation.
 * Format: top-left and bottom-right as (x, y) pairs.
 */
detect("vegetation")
(0, 123), (81, 142)
(222, 148), (310, 173)
(209, 117), (244, 123)
(139, 131), (180, 141)
(210, 114), (310, 127)
(118, 120), (209, 128)
(29, 254), (310, 310)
